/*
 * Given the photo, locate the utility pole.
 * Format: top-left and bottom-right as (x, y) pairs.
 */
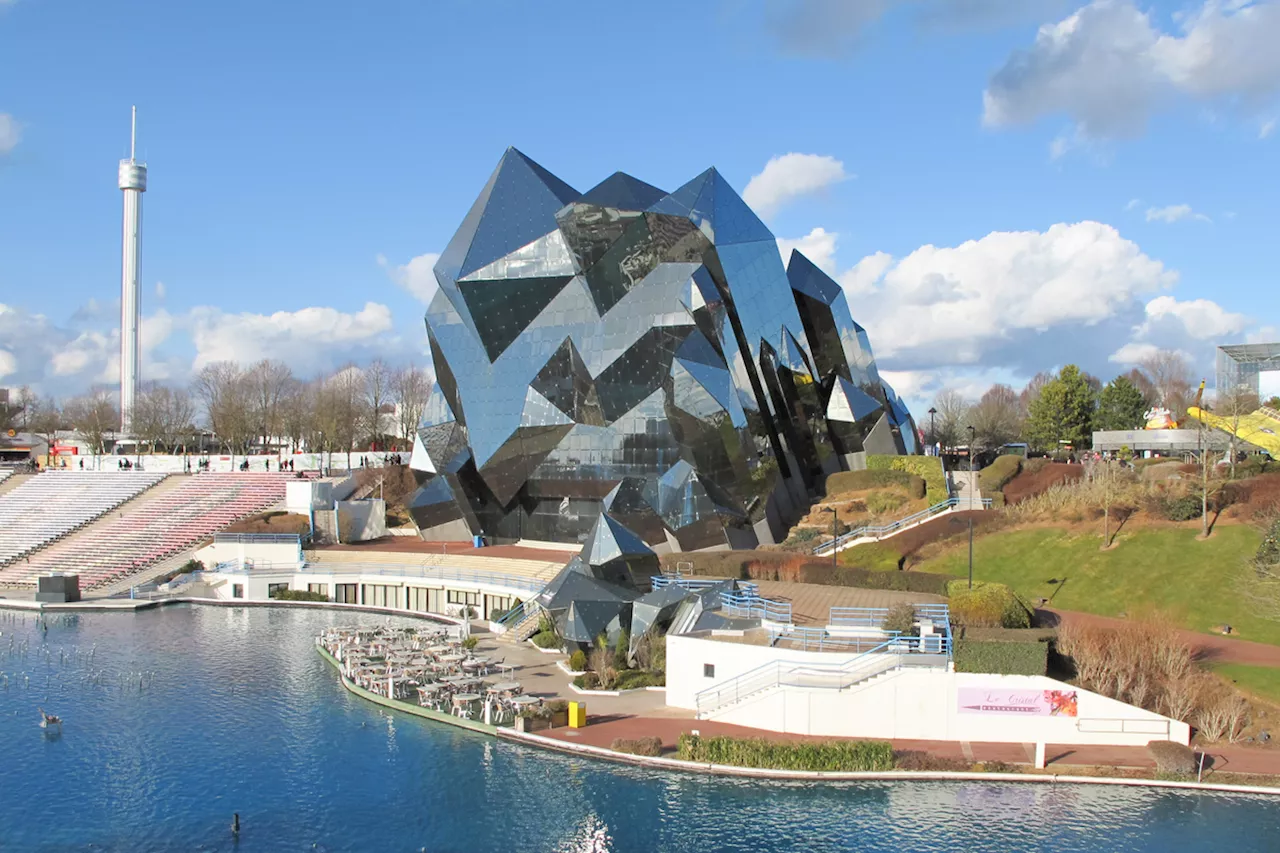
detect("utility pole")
(967, 425), (976, 588)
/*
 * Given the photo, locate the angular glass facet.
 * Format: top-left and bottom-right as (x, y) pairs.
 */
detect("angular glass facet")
(408, 149), (917, 548)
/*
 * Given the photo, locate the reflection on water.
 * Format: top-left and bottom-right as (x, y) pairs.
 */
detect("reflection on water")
(0, 605), (1277, 852)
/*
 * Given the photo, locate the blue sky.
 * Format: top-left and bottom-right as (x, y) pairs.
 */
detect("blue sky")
(1, 0), (1278, 412)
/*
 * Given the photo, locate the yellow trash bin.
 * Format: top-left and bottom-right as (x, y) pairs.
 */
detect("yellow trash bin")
(568, 701), (587, 728)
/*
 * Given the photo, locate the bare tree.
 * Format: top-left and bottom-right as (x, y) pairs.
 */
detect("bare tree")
(245, 359), (295, 450)
(64, 390), (119, 458)
(364, 358), (392, 450)
(932, 389), (971, 452)
(393, 364), (432, 446)
(26, 397), (63, 459)
(132, 383), (169, 454)
(193, 362), (255, 467)
(1138, 349), (1196, 419)
(1018, 371), (1054, 421)
(164, 387), (197, 453)
(970, 384), (1021, 451)
(1216, 387), (1261, 478)
(279, 381), (312, 455)
(327, 365), (364, 464)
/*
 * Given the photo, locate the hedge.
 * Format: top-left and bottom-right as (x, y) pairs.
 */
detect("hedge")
(676, 733), (895, 771)
(1148, 741), (1196, 775)
(978, 454), (1023, 495)
(867, 455), (948, 503)
(953, 638), (1048, 676)
(659, 551), (951, 594)
(826, 469), (926, 500)
(268, 588), (328, 602)
(947, 580), (1031, 629)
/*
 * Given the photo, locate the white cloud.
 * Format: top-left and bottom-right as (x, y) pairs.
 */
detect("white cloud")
(1145, 204), (1211, 223)
(1107, 341), (1163, 365)
(0, 349), (16, 380)
(742, 153), (849, 219)
(838, 250), (894, 296)
(379, 252), (441, 304)
(155, 281), (166, 300)
(0, 114), (20, 155)
(845, 221), (1177, 368)
(985, 0), (1280, 140)
(1262, 117), (1277, 138)
(188, 302), (396, 372)
(1125, 198), (1141, 210)
(1141, 295), (1251, 339)
(777, 227), (839, 273)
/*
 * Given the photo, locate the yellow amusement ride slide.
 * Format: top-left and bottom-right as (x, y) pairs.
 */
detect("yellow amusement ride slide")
(1186, 381), (1280, 457)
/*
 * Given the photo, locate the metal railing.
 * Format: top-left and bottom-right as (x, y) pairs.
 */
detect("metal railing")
(650, 576), (759, 597)
(828, 603), (951, 627)
(813, 497), (993, 555)
(694, 637), (949, 718)
(212, 533), (302, 544)
(721, 591), (792, 623)
(1076, 718), (1172, 737)
(768, 625), (951, 655)
(212, 558), (546, 595)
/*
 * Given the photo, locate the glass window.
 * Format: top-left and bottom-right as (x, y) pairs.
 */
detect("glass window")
(703, 664), (715, 678)
(232, 584), (244, 600)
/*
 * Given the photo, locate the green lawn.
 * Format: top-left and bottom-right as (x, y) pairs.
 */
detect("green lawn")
(1213, 663), (1280, 705)
(913, 524), (1275, 644)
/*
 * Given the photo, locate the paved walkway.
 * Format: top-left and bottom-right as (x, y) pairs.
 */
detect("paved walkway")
(950, 470), (984, 510)
(1038, 608), (1280, 668)
(755, 581), (944, 626)
(541, 714), (1280, 777)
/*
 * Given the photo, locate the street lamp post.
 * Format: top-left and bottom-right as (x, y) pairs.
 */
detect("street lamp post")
(823, 506), (838, 567)
(967, 425), (976, 589)
(927, 407), (937, 456)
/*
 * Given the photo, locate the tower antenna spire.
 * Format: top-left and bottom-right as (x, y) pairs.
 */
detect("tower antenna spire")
(130, 105), (137, 162)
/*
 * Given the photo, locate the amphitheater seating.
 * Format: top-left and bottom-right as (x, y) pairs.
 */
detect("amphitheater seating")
(0, 471), (166, 566)
(0, 473), (291, 589)
(0, 469), (12, 487)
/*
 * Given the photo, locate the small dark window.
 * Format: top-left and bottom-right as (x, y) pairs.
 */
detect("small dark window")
(703, 664), (715, 678)
(232, 584), (244, 599)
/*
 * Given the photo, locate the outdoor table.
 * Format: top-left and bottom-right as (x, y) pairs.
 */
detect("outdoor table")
(510, 696), (540, 707)
(497, 664), (516, 678)
(428, 645), (452, 654)
(490, 681), (522, 695)
(440, 654), (465, 663)
(440, 675), (468, 684)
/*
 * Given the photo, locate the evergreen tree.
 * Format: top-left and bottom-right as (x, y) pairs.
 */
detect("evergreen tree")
(1096, 375), (1148, 431)
(1023, 365), (1098, 450)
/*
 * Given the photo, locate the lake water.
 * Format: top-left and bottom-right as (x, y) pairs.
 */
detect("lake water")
(1, 604), (1278, 852)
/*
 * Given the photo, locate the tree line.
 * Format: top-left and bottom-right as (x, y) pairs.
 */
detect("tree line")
(0, 359), (433, 458)
(927, 349), (1276, 453)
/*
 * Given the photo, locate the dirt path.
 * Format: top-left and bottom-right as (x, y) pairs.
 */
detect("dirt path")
(1038, 607), (1280, 668)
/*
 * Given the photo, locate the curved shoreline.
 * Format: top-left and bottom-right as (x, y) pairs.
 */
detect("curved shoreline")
(9, 596), (1280, 797)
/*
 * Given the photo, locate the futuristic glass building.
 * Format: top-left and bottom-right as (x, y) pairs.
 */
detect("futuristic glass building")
(408, 149), (917, 551)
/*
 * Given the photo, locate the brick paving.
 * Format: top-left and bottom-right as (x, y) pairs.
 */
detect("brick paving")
(540, 713), (1280, 777)
(754, 580), (944, 626)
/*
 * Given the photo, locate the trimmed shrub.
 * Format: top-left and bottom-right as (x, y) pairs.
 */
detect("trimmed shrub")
(953, 638), (1048, 675)
(867, 455), (948, 503)
(269, 588), (328, 602)
(658, 550), (951, 594)
(531, 631), (560, 649)
(826, 469), (922, 495)
(882, 602), (917, 637)
(614, 670), (664, 690)
(838, 543), (903, 572)
(1148, 740), (1196, 775)
(1161, 494), (1203, 522)
(893, 751), (971, 772)
(461, 636), (479, 651)
(568, 650), (588, 672)
(676, 734), (895, 772)
(613, 629), (631, 670)
(947, 580), (1031, 629)
(611, 736), (663, 757)
(979, 455), (1023, 495)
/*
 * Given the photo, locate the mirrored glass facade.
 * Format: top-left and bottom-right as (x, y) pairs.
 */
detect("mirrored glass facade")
(409, 148), (918, 550)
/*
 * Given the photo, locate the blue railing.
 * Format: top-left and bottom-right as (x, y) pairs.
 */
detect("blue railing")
(213, 533), (302, 544)
(769, 625), (951, 656)
(721, 592), (792, 623)
(495, 599), (540, 629)
(828, 603), (951, 628)
(650, 576), (759, 597)
(813, 497), (993, 555)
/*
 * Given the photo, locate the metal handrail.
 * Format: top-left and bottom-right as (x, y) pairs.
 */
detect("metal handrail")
(694, 637), (948, 717)
(813, 497), (993, 555)
(721, 592), (792, 623)
(213, 533), (302, 544)
(650, 576), (759, 596)
(828, 603), (951, 627)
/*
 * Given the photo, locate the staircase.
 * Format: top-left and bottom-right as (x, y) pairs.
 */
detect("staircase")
(494, 601), (544, 644)
(695, 640), (949, 719)
(813, 495), (992, 556)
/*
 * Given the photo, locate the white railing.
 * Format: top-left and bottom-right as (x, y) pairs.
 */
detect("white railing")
(213, 558), (546, 595)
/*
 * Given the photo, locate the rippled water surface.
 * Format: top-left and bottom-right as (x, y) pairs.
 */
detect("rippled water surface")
(1, 605), (1278, 852)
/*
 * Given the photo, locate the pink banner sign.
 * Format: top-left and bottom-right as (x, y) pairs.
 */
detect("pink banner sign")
(958, 688), (1078, 717)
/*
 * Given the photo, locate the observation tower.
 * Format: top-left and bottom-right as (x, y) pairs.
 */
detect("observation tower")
(118, 106), (147, 433)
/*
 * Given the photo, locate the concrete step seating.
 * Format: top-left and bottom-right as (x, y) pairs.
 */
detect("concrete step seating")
(0, 473), (291, 590)
(307, 548), (563, 582)
(0, 471), (166, 566)
(0, 470), (12, 487)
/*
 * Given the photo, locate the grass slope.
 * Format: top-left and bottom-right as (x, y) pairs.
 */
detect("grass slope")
(1214, 663), (1280, 706)
(915, 524), (1273, 644)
